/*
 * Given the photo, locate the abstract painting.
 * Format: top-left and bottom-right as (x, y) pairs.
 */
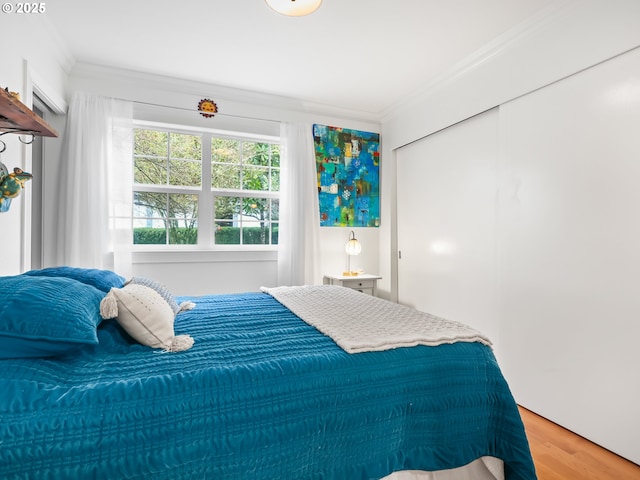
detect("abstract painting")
(313, 124), (380, 227)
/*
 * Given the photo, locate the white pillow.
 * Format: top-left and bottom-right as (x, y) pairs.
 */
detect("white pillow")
(100, 284), (193, 352)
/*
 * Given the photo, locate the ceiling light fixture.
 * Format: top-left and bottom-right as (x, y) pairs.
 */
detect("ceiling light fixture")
(265, 0), (322, 17)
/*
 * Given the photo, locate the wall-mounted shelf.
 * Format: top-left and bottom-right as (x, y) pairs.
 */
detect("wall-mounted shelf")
(0, 88), (58, 138)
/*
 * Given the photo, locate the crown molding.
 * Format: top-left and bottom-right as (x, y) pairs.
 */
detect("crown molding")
(69, 62), (381, 125)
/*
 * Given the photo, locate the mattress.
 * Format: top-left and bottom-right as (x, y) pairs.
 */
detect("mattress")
(0, 291), (536, 479)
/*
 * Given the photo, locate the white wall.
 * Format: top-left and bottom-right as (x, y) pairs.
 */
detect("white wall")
(0, 15), (71, 276)
(130, 227), (378, 296)
(41, 64), (381, 294)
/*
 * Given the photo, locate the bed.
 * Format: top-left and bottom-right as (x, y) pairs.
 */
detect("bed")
(0, 268), (537, 480)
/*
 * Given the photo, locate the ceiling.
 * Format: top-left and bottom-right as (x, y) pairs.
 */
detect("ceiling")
(46, 0), (563, 117)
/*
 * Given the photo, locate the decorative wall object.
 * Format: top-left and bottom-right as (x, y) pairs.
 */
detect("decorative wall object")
(313, 124), (380, 227)
(197, 98), (218, 118)
(0, 161), (32, 212)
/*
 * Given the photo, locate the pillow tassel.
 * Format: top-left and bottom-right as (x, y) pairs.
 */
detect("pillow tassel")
(168, 334), (194, 352)
(178, 301), (196, 313)
(99, 291), (119, 319)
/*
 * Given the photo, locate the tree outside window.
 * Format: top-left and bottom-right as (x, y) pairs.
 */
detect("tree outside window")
(133, 127), (280, 246)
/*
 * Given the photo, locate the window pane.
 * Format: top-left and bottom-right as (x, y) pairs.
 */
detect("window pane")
(244, 142), (271, 166)
(134, 130), (169, 186)
(212, 163), (241, 189)
(242, 221), (270, 245)
(169, 159), (201, 187)
(134, 192), (166, 218)
(170, 133), (201, 160)
(242, 197), (268, 220)
(167, 133), (201, 187)
(133, 219), (167, 244)
(167, 193), (198, 219)
(212, 138), (240, 163)
(133, 192), (198, 245)
(242, 166), (269, 191)
(215, 220), (239, 244)
(271, 199), (279, 221)
(133, 218), (165, 228)
(214, 196), (240, 220)
(271, 144), (280, 168)
(134, 157), (167, 185)
(134, 129), (168, 157)
(212, 196), (277, 245)
(270, 169), (280, 191)
(168, 218), (198, 245)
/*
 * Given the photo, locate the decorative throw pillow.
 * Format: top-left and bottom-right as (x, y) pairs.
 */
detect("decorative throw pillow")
(0, 275), (104, 359)
(23, 266), (126, 293)
(100, 284), (194, 352)
(125, 276), (195, 314)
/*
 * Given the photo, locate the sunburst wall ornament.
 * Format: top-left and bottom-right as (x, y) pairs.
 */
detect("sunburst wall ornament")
(197, 98), (218, 118)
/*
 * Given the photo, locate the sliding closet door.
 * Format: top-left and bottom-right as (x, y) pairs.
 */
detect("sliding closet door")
(498, 47), (640, 464)
(396, 49), (640, 463)
(396, 108), (500, 346)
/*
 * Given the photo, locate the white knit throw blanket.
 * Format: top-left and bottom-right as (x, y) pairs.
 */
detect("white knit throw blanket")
(261, 285), (492, 354)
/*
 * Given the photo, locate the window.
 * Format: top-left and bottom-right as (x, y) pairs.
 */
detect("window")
(133, 125), (280, 247)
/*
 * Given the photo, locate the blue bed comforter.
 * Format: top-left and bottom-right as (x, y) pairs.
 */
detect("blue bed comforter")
(0, 292), (536, 479)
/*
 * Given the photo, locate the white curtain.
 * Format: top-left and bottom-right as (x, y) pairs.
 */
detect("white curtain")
(277, 122), (320, 286)
(56, 92), (133, 277)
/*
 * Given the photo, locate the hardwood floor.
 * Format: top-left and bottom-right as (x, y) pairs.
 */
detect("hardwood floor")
(518, 406), (640, 480)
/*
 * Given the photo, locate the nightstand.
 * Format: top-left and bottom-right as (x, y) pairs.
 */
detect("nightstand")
(322, 274), (382, 296)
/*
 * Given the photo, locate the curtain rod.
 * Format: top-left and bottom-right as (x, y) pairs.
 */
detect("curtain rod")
(129, 99), (282, 125)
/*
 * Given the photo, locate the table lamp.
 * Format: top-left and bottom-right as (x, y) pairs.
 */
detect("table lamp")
(343, 230), (362, 276)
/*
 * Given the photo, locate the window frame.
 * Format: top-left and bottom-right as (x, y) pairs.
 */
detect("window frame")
(132, 120), (281, 251)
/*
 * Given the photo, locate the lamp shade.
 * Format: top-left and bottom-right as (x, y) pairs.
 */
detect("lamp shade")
(345, 231), (362, 256)
(265, 0), (323, 16)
